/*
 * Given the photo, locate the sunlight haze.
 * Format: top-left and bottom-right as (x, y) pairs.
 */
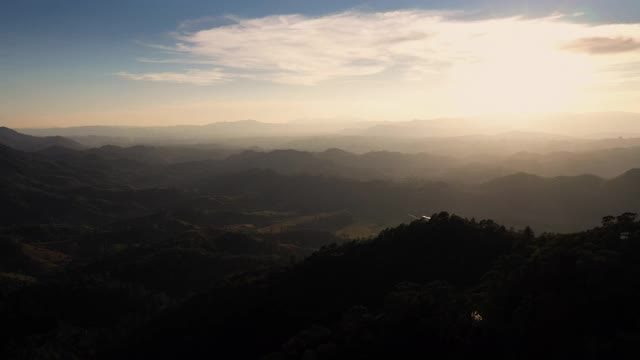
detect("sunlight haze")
(2, 1), (640, 127)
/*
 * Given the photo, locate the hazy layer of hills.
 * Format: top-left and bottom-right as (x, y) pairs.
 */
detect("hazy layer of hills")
(8, 125), (640, 181)
(2, 128), (640, 232)
(19, 112), (640, 139)
(18, 113), (640, 154)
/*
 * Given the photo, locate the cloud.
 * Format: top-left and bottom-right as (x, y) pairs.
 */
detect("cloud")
(170, 11), (448, 85)
(117, 69), (229, 85)
(121, 11), (640, 86)
(564, 37), (640, 54)
(136, 57), (217, 65)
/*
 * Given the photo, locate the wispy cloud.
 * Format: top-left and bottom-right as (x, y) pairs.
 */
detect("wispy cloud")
(117, 69), (230, 85)
(121, 10), (640, 86)
(135, 57), (218, 65)
(563, 37), (640, 54)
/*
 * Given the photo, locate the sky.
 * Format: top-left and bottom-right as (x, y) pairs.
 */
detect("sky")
(1, 0), (640, 127)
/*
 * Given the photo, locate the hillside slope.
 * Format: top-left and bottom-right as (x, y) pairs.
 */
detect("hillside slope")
(113, 212), (640, 359)
(0, 127), (83, 151)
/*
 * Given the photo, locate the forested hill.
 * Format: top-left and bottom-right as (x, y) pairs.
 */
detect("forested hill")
(0, 127), (83, 152)
(113, 212), (640, 359)
(2, 141), (640, 232)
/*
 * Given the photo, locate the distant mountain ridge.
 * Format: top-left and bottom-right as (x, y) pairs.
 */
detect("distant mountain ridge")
(18, 113), (640, 143)
(0, 127), (83, 152)
(19, 120), (295, 140)
(15, 135), (640, 183)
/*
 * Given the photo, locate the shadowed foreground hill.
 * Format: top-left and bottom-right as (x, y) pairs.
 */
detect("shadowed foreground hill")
(112, 212), (640, 359)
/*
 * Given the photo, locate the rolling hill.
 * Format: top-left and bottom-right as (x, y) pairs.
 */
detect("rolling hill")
(0, 127), (83, 152)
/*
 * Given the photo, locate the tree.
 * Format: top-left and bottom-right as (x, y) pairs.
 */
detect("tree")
(602, 215), (616, 227)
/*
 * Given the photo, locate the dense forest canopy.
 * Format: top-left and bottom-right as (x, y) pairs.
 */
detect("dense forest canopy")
(3, 210), (640, 358)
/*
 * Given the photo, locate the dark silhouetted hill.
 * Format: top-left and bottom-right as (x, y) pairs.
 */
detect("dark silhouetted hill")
(109, 212), (640, 359)
(0, 127), (83, 151)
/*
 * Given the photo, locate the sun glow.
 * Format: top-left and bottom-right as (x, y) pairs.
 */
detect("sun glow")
(445, 29), (598, 113)
(113, 12), (640, 120)
(5, 10), (640, 127)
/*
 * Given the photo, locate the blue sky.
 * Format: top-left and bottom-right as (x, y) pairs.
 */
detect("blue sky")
(2, 0), (640, 127)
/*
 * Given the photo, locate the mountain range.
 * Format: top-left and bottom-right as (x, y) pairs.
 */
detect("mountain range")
(3, 126), (640, 358)
(2, 130), (640, 232)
